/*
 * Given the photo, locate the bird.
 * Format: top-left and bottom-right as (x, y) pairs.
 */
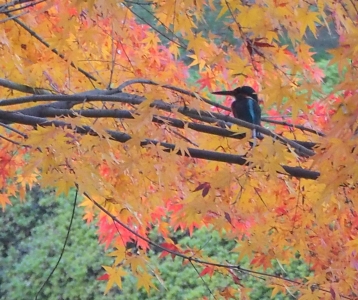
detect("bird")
(212, 86), (263, 146)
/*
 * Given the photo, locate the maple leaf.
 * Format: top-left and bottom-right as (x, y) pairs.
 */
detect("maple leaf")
(108, 245), (127, 266)
(296, 9), (321, 37)
(128, 256), (148, 272)
(136, 272), (158, 293)
(219, 286), (238, 299)
(159, 242), (180, 260)
(197, 71), (215, 90)
(168, 42), (180, 60)
(193, 182), (211, 197)
(187, 32), (207, 56)
(246, 38), (275, 56)
(250, 253), (273, 270)
(97, 273), (109, 281)
(228, 269), (243, 286)
(299, 289), (322, 300)
(269, 284), (286, 298)
(224, 212), (234, 226)
(0, 194), (12, 211)
(187, 54), (206, 71)
(200, 265), (215, 277)
(102, 265), (127, 294)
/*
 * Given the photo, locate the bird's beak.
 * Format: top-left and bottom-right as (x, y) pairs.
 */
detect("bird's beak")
(212, 90), (236, 96)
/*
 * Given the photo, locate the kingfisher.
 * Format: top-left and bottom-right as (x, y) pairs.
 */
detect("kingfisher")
(212, 86), (263, 146)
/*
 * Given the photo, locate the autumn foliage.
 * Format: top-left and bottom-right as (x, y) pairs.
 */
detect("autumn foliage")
(1, 0), (358, 298)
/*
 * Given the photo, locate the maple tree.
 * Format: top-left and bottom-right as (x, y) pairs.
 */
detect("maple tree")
(1, 0), (358, 298)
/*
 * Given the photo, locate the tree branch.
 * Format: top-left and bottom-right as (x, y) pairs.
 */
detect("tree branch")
(0, 110), (320, 180)
(116, 78), (326, 137)
(39, 107), (316, 150)
(0, 92), (316, 157)
(0, 78), (52, 95)
(116, 78), (230, 111)
(261, 117), (325, 137)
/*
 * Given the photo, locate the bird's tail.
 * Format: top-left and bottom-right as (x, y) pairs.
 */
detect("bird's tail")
(250, 129), (264, 147)
(252, 129), (264, 140)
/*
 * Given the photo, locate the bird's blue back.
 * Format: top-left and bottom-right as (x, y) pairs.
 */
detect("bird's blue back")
(231, 95), (262, 126)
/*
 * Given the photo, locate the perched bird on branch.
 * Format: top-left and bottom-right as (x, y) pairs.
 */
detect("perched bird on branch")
(213, 86), (263, 146)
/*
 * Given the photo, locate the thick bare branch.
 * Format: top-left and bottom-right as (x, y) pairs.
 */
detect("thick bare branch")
(0, 109), (320, 180)
(0, 78), (52, 95)
(40, 107), (316, 150)
(116, 79), (326, 137)
(0, 92), (315, 157)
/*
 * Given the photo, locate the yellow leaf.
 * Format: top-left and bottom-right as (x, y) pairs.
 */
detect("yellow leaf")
(269, 284), (285, 298)
(187, 54), (206, 71)
(299, 289), (321, 300)
(56, 175), (76, 197)
(296, 9), (321, 37)
(136, 272), (158, 293)
(345, 238), (358, 249)
(102, 265), (127, 294)
(0, 194), (12, 211)
(108, 245), (127, 266)
(169, 42), (180, 60)
(129, 256), (147, 272)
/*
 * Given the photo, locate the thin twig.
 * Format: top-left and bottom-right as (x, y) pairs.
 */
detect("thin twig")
(133, 0), (186, 48)
(35, 186), (79, 300)
(86, 194), (353, 300)
(0, 10), (28, 23)
(107, 24), (117, 89)
(0, 133), (21, 145)
(116, 78), (237, 110)
(0, 122), (28, 138)
(0, 0), (45, 15)
(6, 12), (97, 82)
(123, 4), (186, 49)
(225, 1), (298, 86)
(261, 117), (325, 137)
(189, 260), (217, 300)
(166, 127), (199, 147)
